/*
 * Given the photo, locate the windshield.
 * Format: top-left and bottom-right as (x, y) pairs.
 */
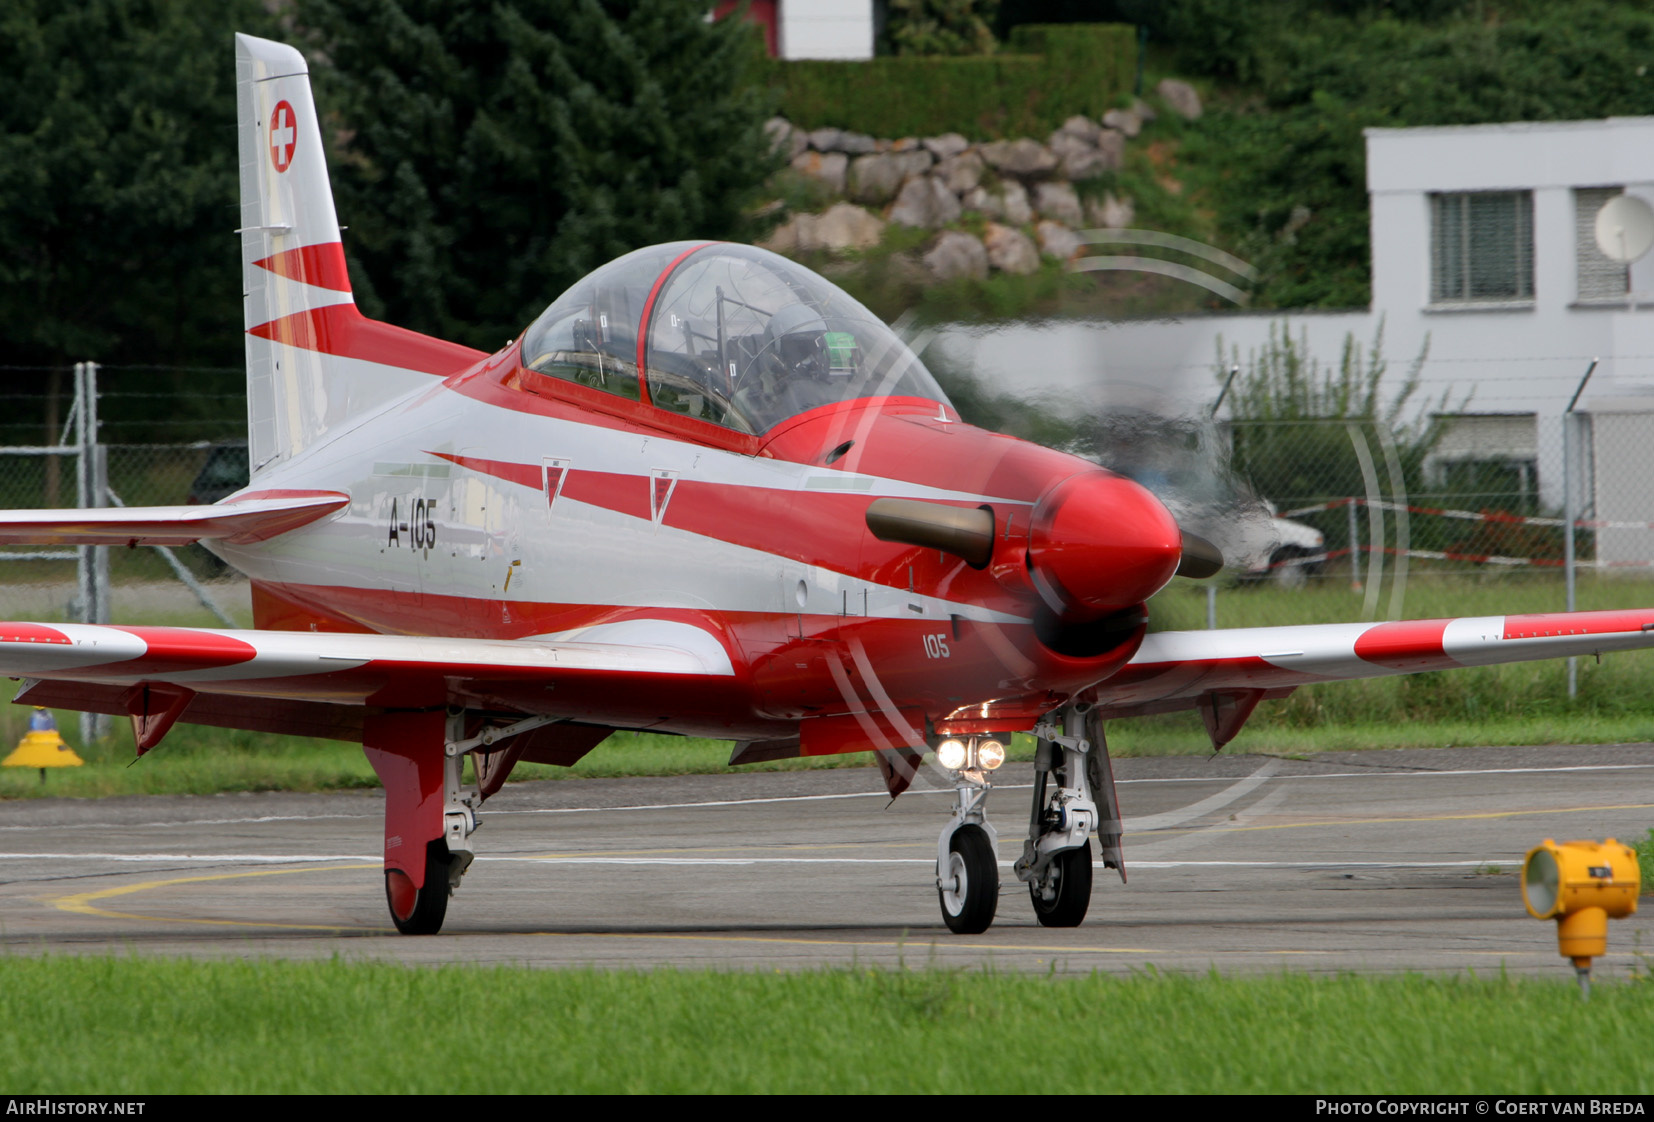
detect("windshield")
(645, 244), (948, 433)
(518, 243), (701, 404)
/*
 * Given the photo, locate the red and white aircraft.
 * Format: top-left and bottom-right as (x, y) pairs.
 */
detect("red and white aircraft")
(5, 33), (1653, 935)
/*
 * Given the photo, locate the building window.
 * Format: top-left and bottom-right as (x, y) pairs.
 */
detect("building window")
(1575, 187), (1631, 301)
(1430, 191), (1533, 304)
(1425, 413), (1539, 511)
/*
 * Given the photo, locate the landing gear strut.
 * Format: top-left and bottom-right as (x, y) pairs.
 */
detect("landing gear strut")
(363, 709), (569, 935)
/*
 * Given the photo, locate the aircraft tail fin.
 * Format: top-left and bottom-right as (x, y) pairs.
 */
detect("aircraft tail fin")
(234, 34), (483, 477)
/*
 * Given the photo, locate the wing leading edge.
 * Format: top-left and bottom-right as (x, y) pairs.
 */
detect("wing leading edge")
(1087, 609), (1654, 742)
(0, 619), (741, 747)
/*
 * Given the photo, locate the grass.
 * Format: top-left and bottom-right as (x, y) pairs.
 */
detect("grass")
(3, 957), (1653, 1093)
(1636, 830), (1654, 894)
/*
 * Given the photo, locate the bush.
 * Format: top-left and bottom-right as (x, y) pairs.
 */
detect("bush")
(767, 23), (1135, 139)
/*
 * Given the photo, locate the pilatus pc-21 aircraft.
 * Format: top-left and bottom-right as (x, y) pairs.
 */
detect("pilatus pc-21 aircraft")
(5, 34), (1654, 936)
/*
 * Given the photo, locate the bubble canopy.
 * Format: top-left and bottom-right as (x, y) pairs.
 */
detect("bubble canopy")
(518, 242), (951, 434)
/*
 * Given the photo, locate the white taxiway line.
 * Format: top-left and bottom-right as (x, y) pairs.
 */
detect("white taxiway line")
(0, 813), (373, 832)
(479, 761), (1654, 817)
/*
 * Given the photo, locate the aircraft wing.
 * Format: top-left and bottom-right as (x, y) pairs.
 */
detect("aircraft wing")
(0, 490), (348, 546)
(1087, 609), (1654, 743)
(0, 620), (739, 747)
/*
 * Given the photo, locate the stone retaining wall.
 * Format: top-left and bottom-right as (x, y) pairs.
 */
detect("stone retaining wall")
(759, 79), (1202, 282)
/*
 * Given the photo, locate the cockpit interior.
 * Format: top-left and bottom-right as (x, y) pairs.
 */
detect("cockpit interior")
(516, 242), (951, 434)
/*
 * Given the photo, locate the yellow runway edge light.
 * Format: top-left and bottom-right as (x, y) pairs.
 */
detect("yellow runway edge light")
(1522, 837), (1639, 995)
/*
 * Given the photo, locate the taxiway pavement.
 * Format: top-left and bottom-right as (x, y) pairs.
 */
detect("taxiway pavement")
(3, 742), (1651, 975)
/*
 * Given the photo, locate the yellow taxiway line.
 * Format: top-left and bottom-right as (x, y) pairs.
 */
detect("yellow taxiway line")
(52, 864), (378, 931)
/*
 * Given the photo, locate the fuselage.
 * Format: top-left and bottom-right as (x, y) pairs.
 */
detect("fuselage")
(215, 337), (1183, 748)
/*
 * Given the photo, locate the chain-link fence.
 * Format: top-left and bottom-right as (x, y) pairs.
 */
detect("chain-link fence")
(1134, 408), (1643, 657)
(1, 358), (1646, 650)
(0, 363), (249, 635)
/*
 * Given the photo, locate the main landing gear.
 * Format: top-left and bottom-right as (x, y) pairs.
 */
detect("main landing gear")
(361, 709), (479, 935)
(932, 704), (1126, 934)
(361, 709), (565, 935)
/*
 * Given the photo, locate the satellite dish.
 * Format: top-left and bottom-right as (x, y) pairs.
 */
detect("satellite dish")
(1594, 194), (1654, 263)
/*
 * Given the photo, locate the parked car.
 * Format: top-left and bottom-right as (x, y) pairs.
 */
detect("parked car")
(1232, 501), (1327, 587)
(187, 440), (249, 506)
(1083, 410), (1327, 587)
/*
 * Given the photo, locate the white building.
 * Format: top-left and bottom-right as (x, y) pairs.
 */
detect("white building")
(716, 1), (875, 61)
(777, 0), (874, 60)
(935, 116), (1654, 543)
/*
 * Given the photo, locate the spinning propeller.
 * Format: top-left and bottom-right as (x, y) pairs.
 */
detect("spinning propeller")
(866, 471), (1223, 624)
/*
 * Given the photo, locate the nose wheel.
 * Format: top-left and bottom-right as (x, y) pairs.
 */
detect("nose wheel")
(934, 768), (1000, 934)
(938, 823), (999, 934)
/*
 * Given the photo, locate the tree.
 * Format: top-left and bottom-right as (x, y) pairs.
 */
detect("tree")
(1162, 1), (1654, 307)
(0, 0), (277, 369)
(294, 0), (780, 352)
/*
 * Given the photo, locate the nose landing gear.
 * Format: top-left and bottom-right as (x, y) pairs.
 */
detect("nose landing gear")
(935, 767), (999, 934)
(929, 711), (1124, 935)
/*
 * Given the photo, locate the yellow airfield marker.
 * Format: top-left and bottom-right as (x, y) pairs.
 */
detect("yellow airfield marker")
(1522, 837), (1640, 999)
(2, 708), (83, 783)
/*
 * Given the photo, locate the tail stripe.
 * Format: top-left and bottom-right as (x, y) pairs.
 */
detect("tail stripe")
(250, 306), (484, 378)
(253, 243), (354, 294)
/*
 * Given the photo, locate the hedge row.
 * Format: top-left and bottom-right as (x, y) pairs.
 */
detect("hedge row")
(763, 24), (1137, 141)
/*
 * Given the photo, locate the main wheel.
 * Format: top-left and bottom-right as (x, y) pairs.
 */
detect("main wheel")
(1030, 840), (1094, 928)
(938, 824), (999, 935)
(385, 840), (452, 935)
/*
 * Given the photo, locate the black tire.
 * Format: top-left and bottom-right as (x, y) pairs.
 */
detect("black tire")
(937, 824), (999, 935)
(1030, 840), (1094, 928)
(1270, 545), (1319, 589)
(385, 840), (452, 935)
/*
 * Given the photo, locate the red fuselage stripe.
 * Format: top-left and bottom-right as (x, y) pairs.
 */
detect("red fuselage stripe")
(426, 452), (1021, 607)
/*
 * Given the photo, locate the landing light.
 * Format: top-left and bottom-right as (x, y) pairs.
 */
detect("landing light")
(933, 736), (1006, 771)
(1522, 837), (1640, 999)
(977, 739), (1006, 770)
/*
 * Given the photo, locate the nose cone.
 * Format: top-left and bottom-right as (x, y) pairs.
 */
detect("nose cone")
(1027, 471), (1182, 618)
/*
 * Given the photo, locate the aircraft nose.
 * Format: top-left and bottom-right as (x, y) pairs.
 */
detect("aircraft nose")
(1026, 471), (1183, 618)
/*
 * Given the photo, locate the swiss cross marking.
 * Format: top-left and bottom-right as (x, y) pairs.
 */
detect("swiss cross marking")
(269, 100), (297, 173)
